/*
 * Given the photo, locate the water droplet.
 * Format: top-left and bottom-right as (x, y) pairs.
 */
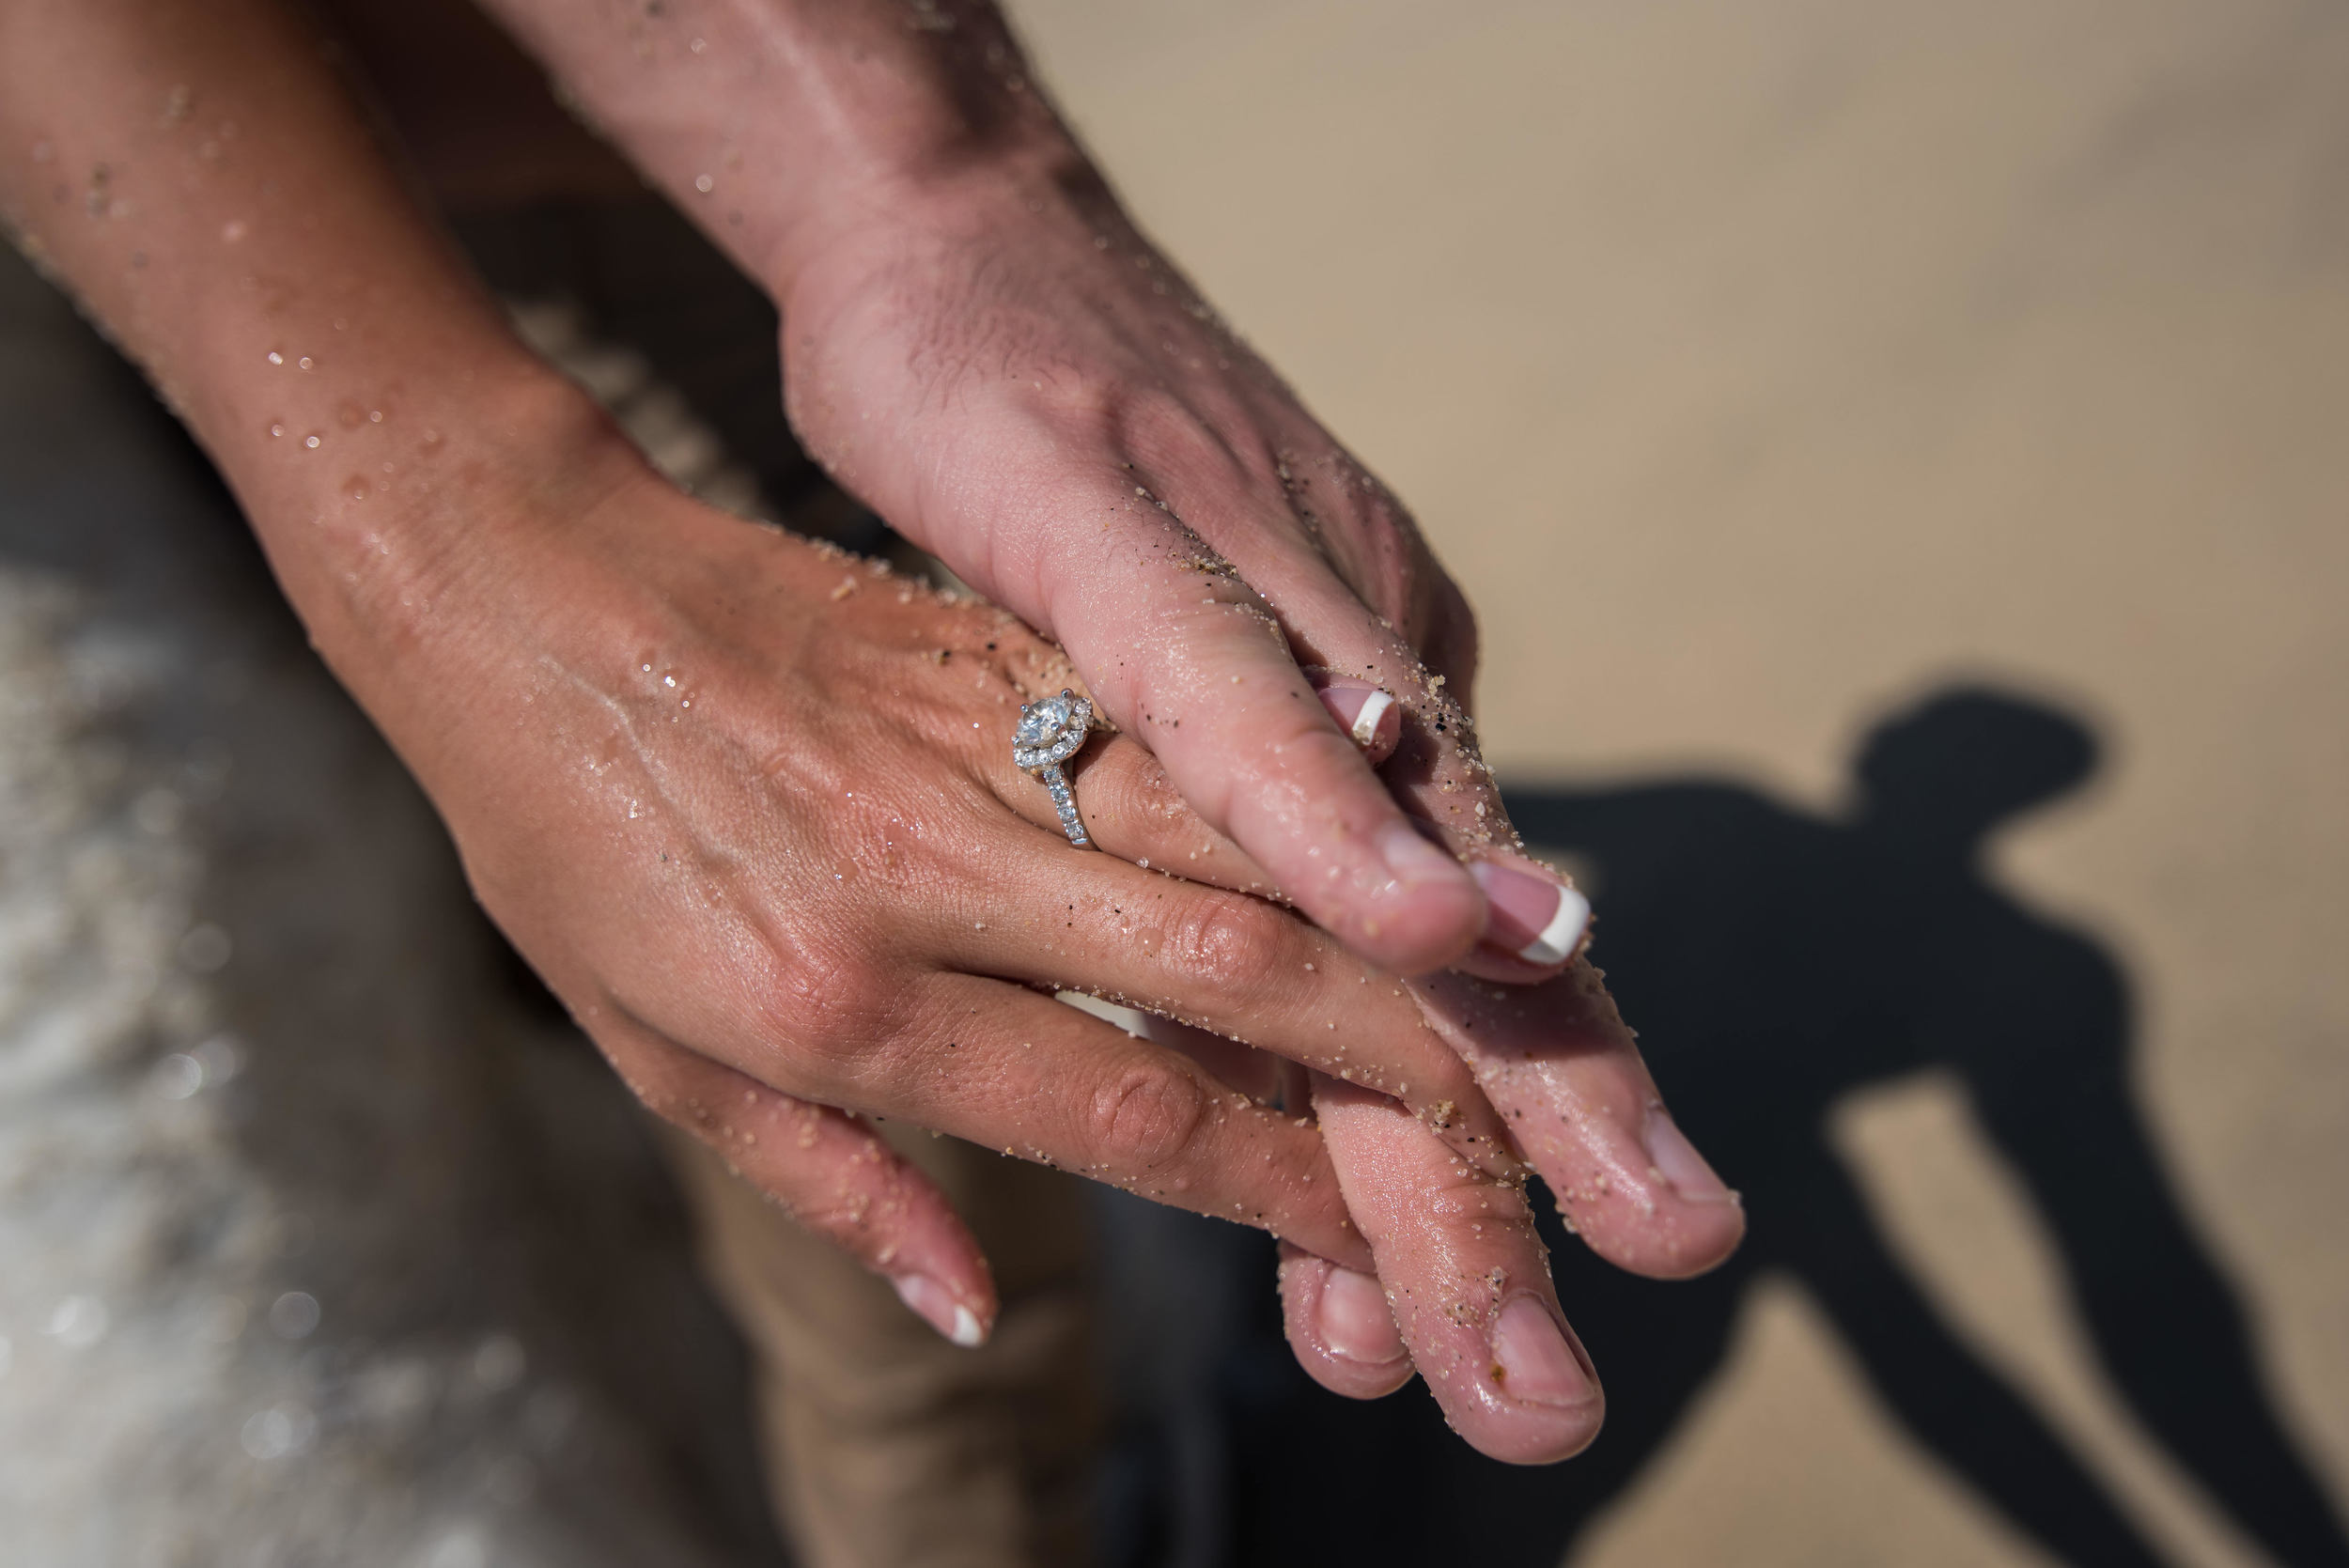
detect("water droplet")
(194, 1034), (242, 1082)
(239, 1401), (317, 1459)
(45, 1295), (109, 1349)
(473, 1332), (526, 1390)
(694, 173), (715, 193)
(178, 923), (232, 972)
(303, 434), (320, 449)
(269, 1290), (320, 1339)
(266, 350), (283, 365)
(149, 1052), (203, 1100)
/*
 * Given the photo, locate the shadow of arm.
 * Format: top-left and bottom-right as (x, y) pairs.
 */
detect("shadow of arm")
(1968, 978), (2349, 1568)
(1781, 1140), (2172, 1568)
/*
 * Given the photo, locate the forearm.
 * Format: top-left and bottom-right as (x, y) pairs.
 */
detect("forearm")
(470, 0), (1090, 294)
(0, 0), (612, 709)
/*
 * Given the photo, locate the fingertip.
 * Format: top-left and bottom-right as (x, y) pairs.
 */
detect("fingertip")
(1670, 1197), (1749, 1279)
(1466, 858), (1589, 974)
(1277, 1245), (1414, 1400)
(1607, 1107), (1748, 1279)
(1563, 1195), (1747, 1282)
(1474, 1389), (1608, 1466)
(1544, 1132), (1747, 1280)
(1344, 820), (1485, 973)
(1439, 1298), (1605, 1465)
(891, 1270), (995, 1347)
(1317, 1261), (1408, 1367)
(1314, 679), (1404, 764)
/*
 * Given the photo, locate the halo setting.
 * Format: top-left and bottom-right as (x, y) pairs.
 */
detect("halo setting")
(1015, 690), (1095, 847)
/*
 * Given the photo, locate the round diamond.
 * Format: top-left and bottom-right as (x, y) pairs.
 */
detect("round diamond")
(1015, 691), (1092, 773)
(1018, 694), (1074, 746)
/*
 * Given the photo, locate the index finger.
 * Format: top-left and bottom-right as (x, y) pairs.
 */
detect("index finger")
(1414, 962), (1746, 1280)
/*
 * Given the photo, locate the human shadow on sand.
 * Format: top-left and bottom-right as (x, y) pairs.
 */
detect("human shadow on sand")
(1225, 685), (2349, 1568)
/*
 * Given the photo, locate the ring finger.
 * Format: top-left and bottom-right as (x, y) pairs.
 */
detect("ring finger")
(940, 811), (1521, 1182)
(848, 971), (1376, 1270)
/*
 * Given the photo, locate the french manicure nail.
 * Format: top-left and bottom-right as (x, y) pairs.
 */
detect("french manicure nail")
(1470, 860), (1590, 966)
(892, 1273), (987, 1348)
(1317, 681), (1400, 753)
(1317, 1265), (1406, 1365)
(1641, 1106), (1736, 1204)
(1489, 1296), (1597, 1408)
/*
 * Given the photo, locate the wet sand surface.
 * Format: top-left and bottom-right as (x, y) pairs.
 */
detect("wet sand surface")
(1009, 2), (2349, 1564)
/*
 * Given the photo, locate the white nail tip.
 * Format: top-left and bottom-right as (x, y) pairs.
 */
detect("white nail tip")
(893, 1273), (986, 1346)
(1514, 886), (1591, 967)
(1348, 690), (1393, 746)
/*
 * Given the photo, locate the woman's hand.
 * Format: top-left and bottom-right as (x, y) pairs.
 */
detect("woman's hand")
(374, 441), (1552, 1343)
(376, 434), (1739, 1466)
(471, 0), (1595, 983)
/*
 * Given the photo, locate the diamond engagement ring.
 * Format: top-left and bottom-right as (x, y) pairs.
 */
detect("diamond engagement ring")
(1015, 689), (1096, 848)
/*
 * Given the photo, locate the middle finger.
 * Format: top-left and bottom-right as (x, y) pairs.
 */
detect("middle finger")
(1305, 1069), (1606, 1464)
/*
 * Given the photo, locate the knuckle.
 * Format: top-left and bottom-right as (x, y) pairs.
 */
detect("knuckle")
(754, 941), (898, 1059)
(1085, 1064), (1212, 1171)
(1158, 892), (1294, 1008)
(1423, 1175), (1536, 1229)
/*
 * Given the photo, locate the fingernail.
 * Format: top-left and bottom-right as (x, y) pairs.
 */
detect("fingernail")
(892, 1273), (987, 1347)
(1641, 1106), (1735, 1204)
(1317, 681), (1400, 754)
(1489, 1296), (1597, 1408)
(1469, 860), (1590, 966)
(1377, 819), (1470, 892)
(1317, 1265), (1406, 1366)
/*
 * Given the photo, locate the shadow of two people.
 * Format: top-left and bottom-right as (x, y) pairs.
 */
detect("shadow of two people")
(1234, 686), (2348, 1568)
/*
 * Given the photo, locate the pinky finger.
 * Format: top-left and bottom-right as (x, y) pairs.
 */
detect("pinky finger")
(1277, 1242), (1414, 1400)
(610, 1025), (998, 1347)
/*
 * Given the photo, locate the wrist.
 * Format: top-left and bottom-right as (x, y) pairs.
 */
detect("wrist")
(762, 127), (1100, 305)
(240, 356), (640, 689)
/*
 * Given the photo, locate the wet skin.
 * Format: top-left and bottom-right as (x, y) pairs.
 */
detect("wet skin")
(0, 0), (1744, 1461)
(467, 0), (1594, 983)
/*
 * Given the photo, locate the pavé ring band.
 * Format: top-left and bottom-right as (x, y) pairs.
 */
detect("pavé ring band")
(1015, 689), (1095, 848)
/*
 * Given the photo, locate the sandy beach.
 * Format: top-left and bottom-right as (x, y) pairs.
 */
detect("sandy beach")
(1009, 2), (2349, 1562)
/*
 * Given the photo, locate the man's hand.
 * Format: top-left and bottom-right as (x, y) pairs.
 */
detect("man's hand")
(1143, 952), (1745, 1466)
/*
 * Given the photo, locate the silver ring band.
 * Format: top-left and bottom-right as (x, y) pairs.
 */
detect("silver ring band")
(1015, 689), (1095, 848)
